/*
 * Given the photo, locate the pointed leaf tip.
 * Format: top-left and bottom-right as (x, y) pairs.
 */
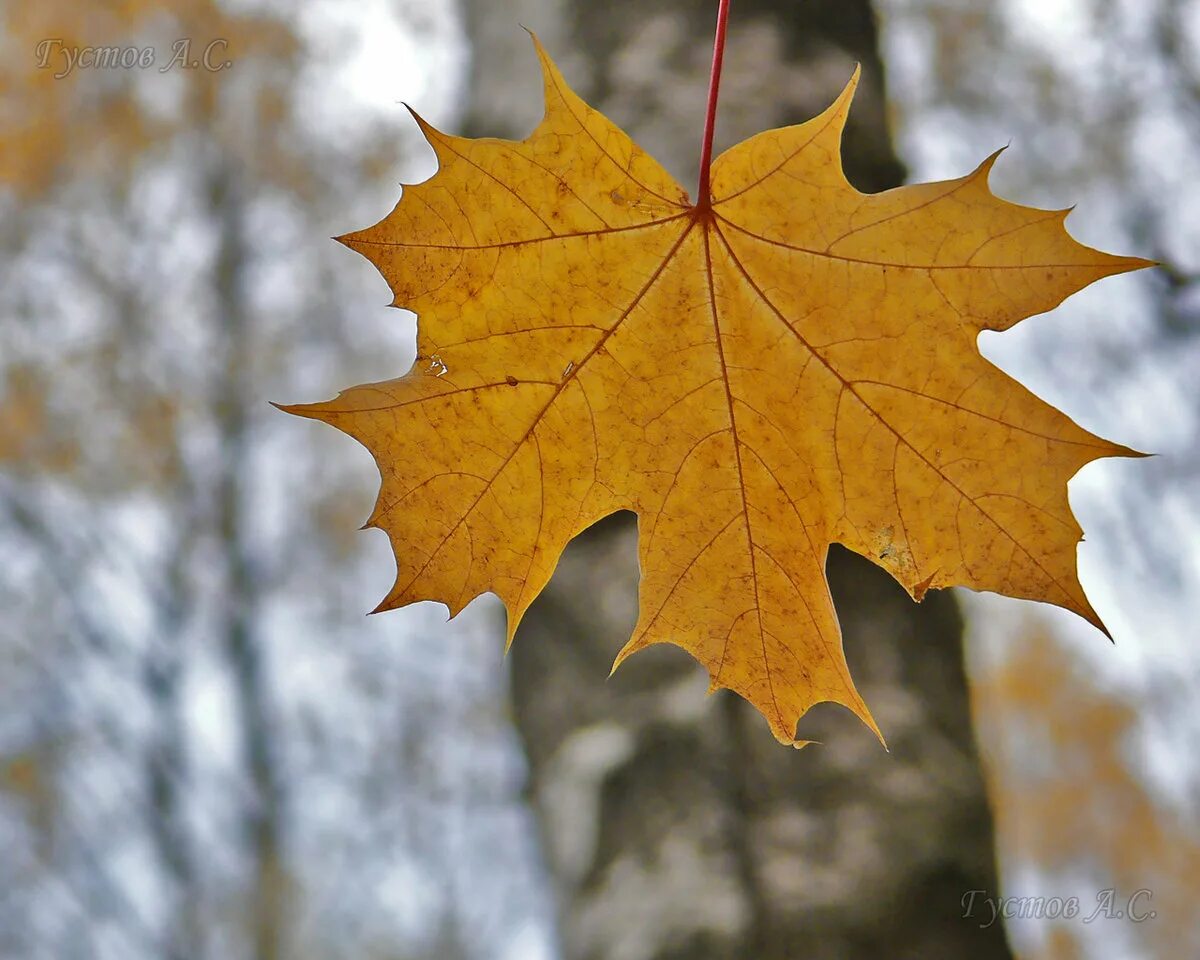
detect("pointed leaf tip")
(973, 145), (1008, 182)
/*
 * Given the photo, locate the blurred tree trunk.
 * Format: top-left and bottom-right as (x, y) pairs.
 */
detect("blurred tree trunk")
(461, 2), (1015, 959)
(210, 166), (287, 960)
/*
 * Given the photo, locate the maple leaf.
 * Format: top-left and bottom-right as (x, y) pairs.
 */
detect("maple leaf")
(280, 36), (1150, 745)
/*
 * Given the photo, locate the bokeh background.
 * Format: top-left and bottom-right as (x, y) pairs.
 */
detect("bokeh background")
(1, 1), (1196, 959)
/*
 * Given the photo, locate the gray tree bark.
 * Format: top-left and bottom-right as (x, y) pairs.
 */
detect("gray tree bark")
(461, 3), (1015, 958)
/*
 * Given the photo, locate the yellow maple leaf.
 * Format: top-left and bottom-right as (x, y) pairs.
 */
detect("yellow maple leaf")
(281, 36), (1149, 745)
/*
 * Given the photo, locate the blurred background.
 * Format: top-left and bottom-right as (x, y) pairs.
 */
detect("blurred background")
(0, 1), (1195, 959)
